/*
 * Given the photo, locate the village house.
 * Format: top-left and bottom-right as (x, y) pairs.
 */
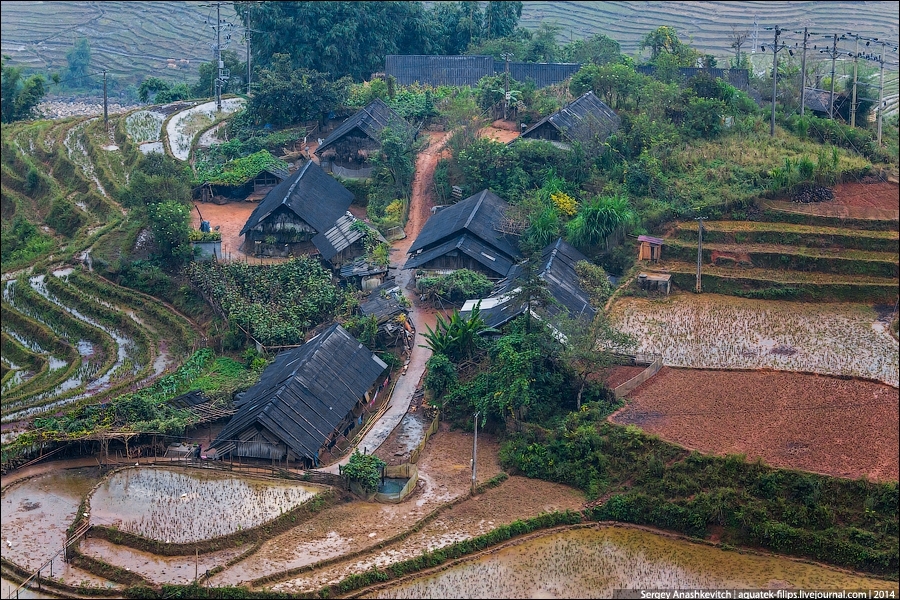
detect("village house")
(515, 90), (620, 151)
(206, 323), (387, 468)
(403, 189), (522, 279)
(315, 98), (412, 179)
(460, 238), (596, 329)
(197, 159), (290, 204)
(239, 161), (382, 269)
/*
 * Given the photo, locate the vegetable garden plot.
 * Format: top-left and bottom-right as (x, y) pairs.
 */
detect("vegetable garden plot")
(608, 294), (899, 387)
(613, 367), (899, 481)
(88, 467), (320, 544)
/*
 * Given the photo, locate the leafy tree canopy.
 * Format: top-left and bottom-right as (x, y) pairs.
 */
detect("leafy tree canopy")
(1, 57), (47, 123)
(66, 37), (92, 87)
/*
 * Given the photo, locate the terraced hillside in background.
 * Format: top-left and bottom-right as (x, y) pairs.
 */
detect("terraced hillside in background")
(1, 112), (201, 426)
(2, 2), (895, 113)
(0, 1), (242, 89)
(655, 182), (900, 303)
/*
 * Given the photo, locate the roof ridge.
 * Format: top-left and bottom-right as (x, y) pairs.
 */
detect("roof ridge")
(464, 190), (488, 229)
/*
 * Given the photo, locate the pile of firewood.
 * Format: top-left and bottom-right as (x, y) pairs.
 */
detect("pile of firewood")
(791, 185), (834, 203)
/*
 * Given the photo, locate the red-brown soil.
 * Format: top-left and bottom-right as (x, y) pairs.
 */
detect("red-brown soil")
(480, 120), (520, 144)
(831, 181), (899, 210)
(611, 367), (899, 481)
(603, 365), (647, 389)
(190, 200), (258, 261)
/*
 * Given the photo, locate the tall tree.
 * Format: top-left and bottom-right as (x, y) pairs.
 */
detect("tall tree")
(66, 37), (92, 87)
(248, 53), (350, 126)
(236, 2), (432, 82)
(484, 1), (522, 40)
(1, 58), (46, 123)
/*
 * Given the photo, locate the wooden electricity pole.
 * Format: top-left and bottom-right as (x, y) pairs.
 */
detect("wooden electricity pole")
(695, 217), (706, 293)
(798, 28), (809, 117)
(471, 411), (479, 494)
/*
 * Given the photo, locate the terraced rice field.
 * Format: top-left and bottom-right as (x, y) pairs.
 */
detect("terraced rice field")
(613, 367), (899, 481)
(608, 294), (899, 387)
(1, 112), (200, 435)
(0, 1), (243, 88)
(368, 526), (897, 598)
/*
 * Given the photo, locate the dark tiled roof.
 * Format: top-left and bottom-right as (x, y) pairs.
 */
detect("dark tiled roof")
(240, 161), (354, 235)
(168, 390), (210, 409)
(404, 233), (517, 277)
(519, 91), (620, 146)
(340, 256), (389, 279)
(315, 98), (410, 156)
(406, 189), (521, 265)
(803, 88), (835, 114)
(209, 324), (387, 461)
(461, 239), (595, 328)
(359, 280), (405, 323)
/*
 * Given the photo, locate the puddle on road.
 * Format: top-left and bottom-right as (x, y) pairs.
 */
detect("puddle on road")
(89, 467), (320, 543)
(368, 527), (896, 598)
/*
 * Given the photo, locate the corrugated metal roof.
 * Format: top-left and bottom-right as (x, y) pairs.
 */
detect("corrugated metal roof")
(406, 189), (521, 265)
(209, 324), (387, 462)
(386, 55), (495, 86)
(311, 212), (384, 261)
(385, 55), (582, 89)
(635, 66), (750, 90)
(340, 256), (389, 279)
(519, 91), (620, 146)
(315, 98), (410, 156)
(496, 61), (581, 88)
(461, 238), (596, 329)
(240, 161), (354, 236)
(359, 280), (404, 323)
(637, 235), (664, 246)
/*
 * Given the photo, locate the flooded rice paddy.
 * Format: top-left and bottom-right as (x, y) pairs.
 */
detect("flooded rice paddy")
(166, 98), (244, 160)
(369, 527), (897, 598)
(1, 468), (102, 571)
(609, 295), (899, 386)
(89, 467), (321, 543)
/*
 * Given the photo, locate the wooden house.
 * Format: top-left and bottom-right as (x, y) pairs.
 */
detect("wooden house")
(240, 161), (379, 268)
(460, 238), (596, 329)
(404, 189), (522, 279)
(516, 91), (620, 151)
(637, 235), (664, 261)
(197, 153), (290, 203)
(207, 324), (387, 468)
(315, 99), (412, 179)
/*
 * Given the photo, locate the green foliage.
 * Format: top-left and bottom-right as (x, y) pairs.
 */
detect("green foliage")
(247, 53), (351, 127)
(194, 150), (289, 186)
(122, 153), (192, 208)
(188, 257), (349, 346)
(192, 49), (244, 98)
(566, 194), (636, 252)
(1, 215), (54, 265)
(420, 302), (496, 363)
(424, 353), (458, 400)
(416, 269), (493, 304)
(147, 200), (192, 267)
(343, 450), (386, 494)
(66, 37), (92, 88)
(46, 197), (84, 236)
(1, 57), (47, 123)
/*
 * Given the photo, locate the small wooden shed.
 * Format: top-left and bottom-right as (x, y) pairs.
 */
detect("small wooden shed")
(637, 235), (664, 262)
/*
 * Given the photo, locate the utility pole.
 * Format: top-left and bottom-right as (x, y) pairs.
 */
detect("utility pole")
(798, 28), (809, 117)
(471, 412), (479, 495)
(102, 69), (108, 126)
(245, 1), (252, 95)
(500, 52), (512, 121)
(877, 42), (885, 145)
(762, 26), (788, 137)
(851, 35), (859, 127)
(216, 1), (223, 112)
(695, 217), (706, 294)
(828, 34), (838, 120)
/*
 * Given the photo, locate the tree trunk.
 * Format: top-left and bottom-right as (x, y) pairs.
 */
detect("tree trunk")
(576, 376), (587, 410)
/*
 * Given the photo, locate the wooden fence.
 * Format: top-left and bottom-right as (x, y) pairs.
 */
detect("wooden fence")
(374, 463), (419, 503)
(614, 354), (663, 399)
(409, 411), (440, 465)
